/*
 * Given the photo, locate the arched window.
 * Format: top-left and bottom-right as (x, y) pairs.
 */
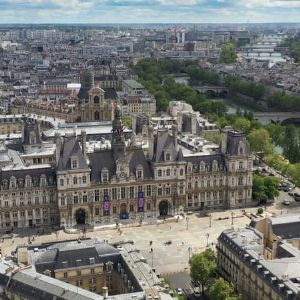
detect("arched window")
(73, 177), (77, 185)
(180, 169), (184, 176)
(166, 169), (170, 176)
(94, 96), (99, 104)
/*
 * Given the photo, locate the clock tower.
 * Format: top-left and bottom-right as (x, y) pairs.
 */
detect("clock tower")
(111, 105), (126, 161)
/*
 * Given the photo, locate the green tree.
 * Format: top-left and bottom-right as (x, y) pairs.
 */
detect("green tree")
(282, 125), (300, 164)
(264, 176), (280, 200)
(252, 175), (267, 202)
(122, 116), (132, 129)
(233, 117), (251, 134)
(189, 249), (216, 295)
(208, 278), (240, 300)
(247, 128), (273, 155)
(219, 43), (237, 64)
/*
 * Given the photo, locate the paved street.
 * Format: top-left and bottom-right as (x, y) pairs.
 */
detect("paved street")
(3, 202), (299, 275)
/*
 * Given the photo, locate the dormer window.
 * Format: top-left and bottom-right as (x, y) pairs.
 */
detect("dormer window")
(238, 141), (245, 155)
(165, 152), (171, 161)
(71, 157), (78, 169)
(200, 161), (205, 172)
(136, 165), (143, 180)
(10, 177), (16, 189)
(212, 160), (218, 172)
(101, 168), (109, 184)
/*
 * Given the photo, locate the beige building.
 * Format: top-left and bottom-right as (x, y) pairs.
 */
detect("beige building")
(217, 215), (300, 300)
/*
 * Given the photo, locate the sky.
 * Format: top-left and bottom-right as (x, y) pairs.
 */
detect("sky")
(0, 0), (300, 24)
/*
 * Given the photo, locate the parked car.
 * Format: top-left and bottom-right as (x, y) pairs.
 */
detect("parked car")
(282, 200), (291, 205)
(177, 288), (183, 295)
(294, 193), (300, 202)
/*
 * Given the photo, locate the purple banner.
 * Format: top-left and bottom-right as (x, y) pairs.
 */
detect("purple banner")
(103, 194), (110, 216)
(138, 191), (144, 212)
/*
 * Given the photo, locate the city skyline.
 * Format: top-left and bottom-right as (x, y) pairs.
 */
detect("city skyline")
(0, 0), (300, 24)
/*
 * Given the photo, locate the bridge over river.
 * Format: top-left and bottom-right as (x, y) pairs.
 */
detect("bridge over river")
(253, 112), (300, 125)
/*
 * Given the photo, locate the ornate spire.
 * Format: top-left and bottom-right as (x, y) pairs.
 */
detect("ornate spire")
(111, 105), (126, 160)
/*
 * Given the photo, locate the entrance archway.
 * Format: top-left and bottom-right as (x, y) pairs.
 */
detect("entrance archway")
(94, 111), (100, 120)
(159, 200), (169, 216)
(75, 209), (86, 225)
(120, 203), (129, 219)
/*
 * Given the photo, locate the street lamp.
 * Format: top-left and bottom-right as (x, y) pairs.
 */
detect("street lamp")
(231, 211), (234, 226)
(188, 247), (192, 261)
(150, 247), (154, 279)
(206, 233), (210, 247)
(209, 213), (212, 228)
(186, 216), (189, 230)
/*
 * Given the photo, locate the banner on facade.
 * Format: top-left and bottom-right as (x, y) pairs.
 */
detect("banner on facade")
(103, 194), (110, 216)
(138, 191), (144, 212)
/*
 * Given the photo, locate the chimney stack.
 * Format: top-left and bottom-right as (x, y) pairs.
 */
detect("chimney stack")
(148, 125), (154, 160)
(172, 124), (178, 151)
(54, 133), (62, 166)
(81, 130), (87, 160)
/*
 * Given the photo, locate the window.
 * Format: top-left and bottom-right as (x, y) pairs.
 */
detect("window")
(112, 188), (117, 200)
(94, 96), (99, 104)
(73, 195), (79, 204)
(71, 159), (78, 169)
(200, 162), (205, 172)
(102, 169), (109, 183)
(130, 204), (134, 212)
(239, 161), (243, 170)
(147, 202), (151, 210)
(73, 177), (77, 185)
(129, 186), (134, 198)
(121, 187), (126, 199)
(158, 169), (162, 177)
(166, 169), (170, 176)
(113, 206), (117, 214)
(63, 272), (68, 278)
(95, 190), (99, 201)
(146, 185), (151, 197)
(82, 176), (87, 184)
(137, 170), (142, 180)
(180, 169), (184, 176)
(60, 179), (64, 186)
(83, 195), (88, 203)
(238, 177), (243, 185)
(165, 152), (170, 161)
(35, 197), (39, 204)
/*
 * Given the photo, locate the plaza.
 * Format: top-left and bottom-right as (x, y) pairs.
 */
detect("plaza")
(4, 202), (296, 275)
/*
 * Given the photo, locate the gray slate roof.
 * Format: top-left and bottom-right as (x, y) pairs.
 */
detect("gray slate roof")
(57, 136), (89, 171)
(33, 240), (120, 273)
(88, 148), (153, 182)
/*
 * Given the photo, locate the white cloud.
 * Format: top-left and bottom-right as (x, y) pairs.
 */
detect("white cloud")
(240, 0), (300, 8)
(157, 0), (198, 5)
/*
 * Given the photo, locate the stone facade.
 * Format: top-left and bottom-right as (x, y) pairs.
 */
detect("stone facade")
(0, 108), (253, 231)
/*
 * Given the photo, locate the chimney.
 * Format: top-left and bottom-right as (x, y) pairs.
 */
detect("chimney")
(81, 130), (87, 160)
(148, 125), (154, 160)
(172, 124), (178, 151)
(102, 286), (108, 299)
(55, 133), (62, 166)
(221, 127), (231, 154)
